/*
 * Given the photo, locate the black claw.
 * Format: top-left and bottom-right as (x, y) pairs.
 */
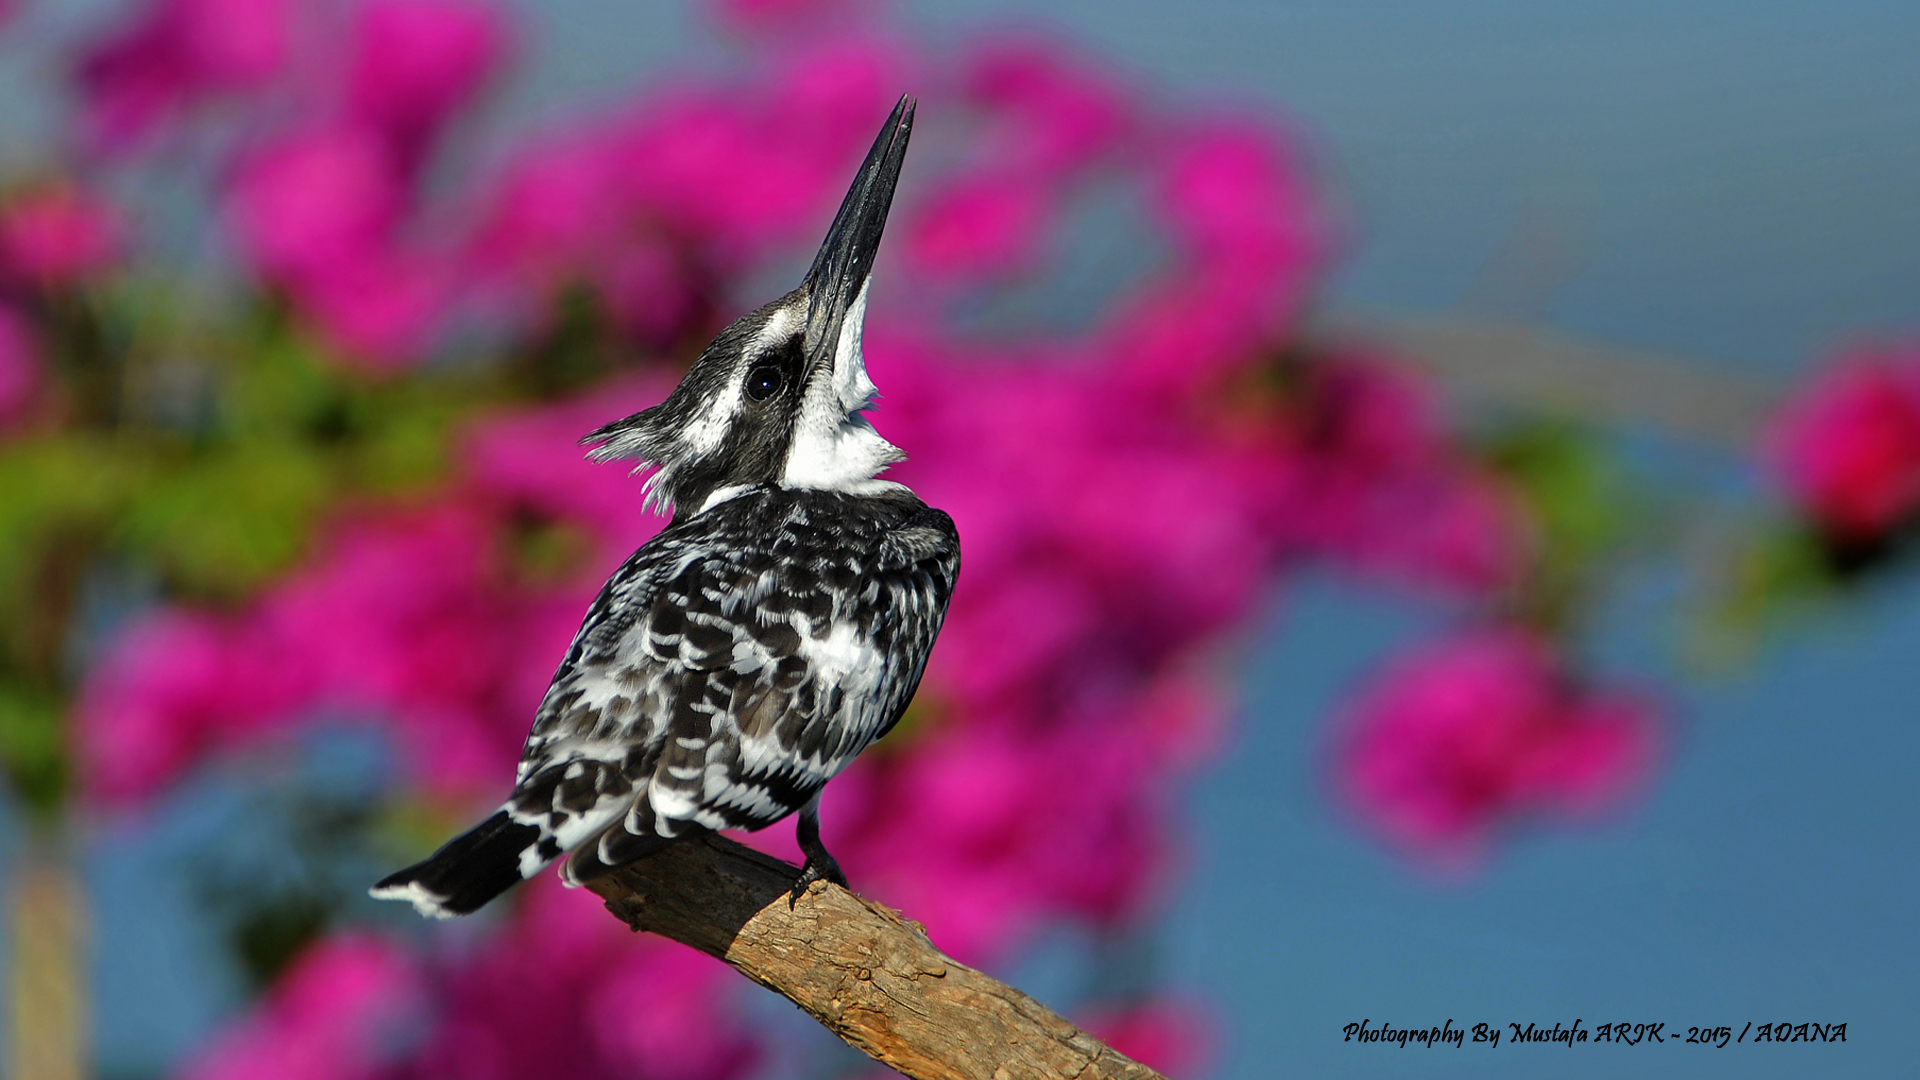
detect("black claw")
(787, 857), (843, 908)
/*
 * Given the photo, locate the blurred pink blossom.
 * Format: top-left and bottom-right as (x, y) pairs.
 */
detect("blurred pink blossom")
(1159, 122), (1315, 266)
(346, 0), (509, 174)
(1258, 358), (1527, 591)
(229, 127), (403, 284)
(584, 945), (761, 1080)
(965, 37), (1132, 179)
(181, 933), (423, 1080)
(204, 2), (507, 364)
(0, 305), (40, 425)
(76, 379), (680, 804)
(227, 125), (457, 364)
(467, 132), (705, 344)
(463, 375), (674, 562)
(1336, 468), (1529, 593)
(76, 505), (565, 803)
(831, 676), (1214, 959)
(1767, 346), (1920, 545)
(847, 725), (1112, 957)
(73, 611), (254, 803)
(387, 878), (759, 1080)
(0, 184), (122, 287)
(609, 40), (902, 257)
(905, 172), (1048, 279)
(467, 133), (625, 286)
(1112, 120), (1322, 395)
(74, 0), (293, 153)
(465, 35), (901, 345)
(1337, 628), (1658, 867)
(1080, 998), (1214, 1078)
(295, 249), (454, 364)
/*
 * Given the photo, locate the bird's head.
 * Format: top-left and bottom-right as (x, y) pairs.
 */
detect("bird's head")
(585, 96), (916, 518)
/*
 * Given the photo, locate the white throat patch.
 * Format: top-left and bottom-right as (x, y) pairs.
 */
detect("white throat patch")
(782, 283), (905, 492)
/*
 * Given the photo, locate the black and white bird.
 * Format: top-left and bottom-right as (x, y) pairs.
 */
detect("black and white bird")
(372, 96), (957, 919)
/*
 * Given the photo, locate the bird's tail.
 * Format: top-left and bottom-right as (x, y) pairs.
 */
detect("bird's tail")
(369, 811), (547, 919)
(558, 812), (688, 887)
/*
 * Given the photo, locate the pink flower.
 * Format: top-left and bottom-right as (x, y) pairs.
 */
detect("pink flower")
(1080, 998), (1214, 1077)
(383, 877), (758, 1080)
(1158, 122), (1314, 268)
(837, 692), (1190, 961)
(594, 239), (704, 345)
(0, 305), (40, 426)
(1337, 628), (1658, 867)
(292, 248), (453, 365)
(611, 38), (902, 248)
(465, 31), (905, 343)
(1111, 121), (1322, 394)
(76, 381), (698, 806)
(468, 134), (625, 285)
(1767, 347), (1920, 544)
(74, 611), (240, 802)
(609, 99), (820, 253)
(905, 172), (1048, 280)
(73, 0), (293, 154)
(226, 126), (457, 364)
(1234, 357), (1530, 591)
(587, 947), (762, 1080)
(228, 127), (403, 284)
(931, 568), (1099, 709)
(181, 933), (423, 1080)
(248, 505), (550, 795)
(965, 36), (1132, 179)
(0, 184), (122, 287)
(1339, 468), (1529, 593)
(463, 377), (676, 562)
(467, 132), (706, 344)
(76, 505), (555, 804)
(346, 0), (509, 174)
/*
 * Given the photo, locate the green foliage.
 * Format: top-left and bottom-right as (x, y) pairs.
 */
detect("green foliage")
(1730, 523), (1834, 610)
(1686, 520), (1889, 670)
(1479, 418), (1648, 630)
(505, 514), (600, 588)
(0, 288), (503, 811)
(231, 896), (335, 992)
(120, 439), (335, 600)
(0, 681), (67, 814)
(0, 437), (139, 663)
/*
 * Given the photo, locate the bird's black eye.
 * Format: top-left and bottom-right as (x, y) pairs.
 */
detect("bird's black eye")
(746, 365), (785, 402)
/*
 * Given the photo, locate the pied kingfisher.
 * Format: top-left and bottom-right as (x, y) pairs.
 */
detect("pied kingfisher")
(373, 96), (958, 918)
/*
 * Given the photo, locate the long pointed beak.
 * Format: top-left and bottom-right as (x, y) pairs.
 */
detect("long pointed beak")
(803, 94), (915, 371)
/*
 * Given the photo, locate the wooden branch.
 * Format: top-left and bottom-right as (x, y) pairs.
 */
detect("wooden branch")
(586, 834), (1170, 1080)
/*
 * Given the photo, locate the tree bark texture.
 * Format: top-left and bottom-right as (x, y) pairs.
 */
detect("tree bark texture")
(586, 834), (1171, 1080)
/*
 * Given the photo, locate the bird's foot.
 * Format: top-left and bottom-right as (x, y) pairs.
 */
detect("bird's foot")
(790, 798), (852, 907)
(787, 849), (849, 908)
